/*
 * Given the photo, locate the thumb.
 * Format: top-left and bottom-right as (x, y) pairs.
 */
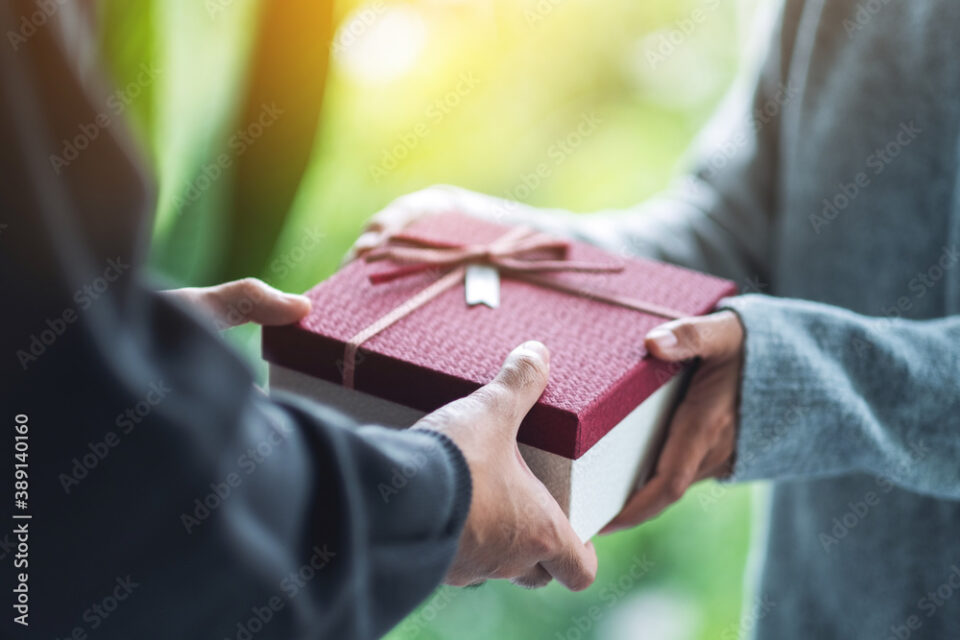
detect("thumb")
(240, 289), (312, 327)
(213, 278), (312, 327)
(541, 534), (598, 592)
(644, 311), (741, 362)
(474, 341), (550, 436)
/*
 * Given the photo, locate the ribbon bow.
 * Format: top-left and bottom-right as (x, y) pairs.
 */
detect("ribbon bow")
(341, 224), (687, 389)
(364, 225), (624, 284)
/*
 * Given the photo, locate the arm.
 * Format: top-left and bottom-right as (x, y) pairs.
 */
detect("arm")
(0, 9), (469, 630)
(0, 4), (592, 638)
(723, 295), (960, 493)
(603, 299), (960, 531)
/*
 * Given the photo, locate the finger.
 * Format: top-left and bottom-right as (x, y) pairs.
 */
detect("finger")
(695, 426), (737, 481)
(471, 341), (550, 435)
(540, 530), (598, 592)
(214, 278), (311, 327)
(696, 457), (735, 482)
(347, 192), (444, 262)
(600, 401), (712, 533)
(348, 184), (474, 261)
(644, 311), (743, 362)
(600, 476), (671, 535)
(510, 564), (553, 590)
(345, 230), (385, 262)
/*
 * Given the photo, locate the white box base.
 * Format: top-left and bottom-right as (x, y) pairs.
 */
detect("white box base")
(268, 364), (682, 541)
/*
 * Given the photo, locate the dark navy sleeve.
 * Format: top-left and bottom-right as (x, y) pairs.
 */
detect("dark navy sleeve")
(0, 2), (470, 638)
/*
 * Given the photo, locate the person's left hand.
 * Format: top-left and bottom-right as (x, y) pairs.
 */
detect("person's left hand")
(601, 310), (745, 534)
(163, 278), (311, 329)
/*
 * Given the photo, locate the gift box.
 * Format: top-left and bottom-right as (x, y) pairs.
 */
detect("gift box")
(262, 213), (736, 540)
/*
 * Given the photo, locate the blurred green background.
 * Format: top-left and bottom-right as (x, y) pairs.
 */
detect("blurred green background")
(99, 0), (761, 637)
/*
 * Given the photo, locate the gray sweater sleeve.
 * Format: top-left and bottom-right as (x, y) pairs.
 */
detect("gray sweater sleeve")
(720, 294), (960, 495)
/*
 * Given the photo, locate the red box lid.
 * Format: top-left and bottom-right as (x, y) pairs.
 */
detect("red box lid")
(263, 213), (736, 459)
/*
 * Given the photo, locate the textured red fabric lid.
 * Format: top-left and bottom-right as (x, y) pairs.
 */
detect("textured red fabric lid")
(263, 213), (736, 459)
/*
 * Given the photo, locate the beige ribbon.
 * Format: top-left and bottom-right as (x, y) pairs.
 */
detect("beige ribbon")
(341, 227), (686, 388)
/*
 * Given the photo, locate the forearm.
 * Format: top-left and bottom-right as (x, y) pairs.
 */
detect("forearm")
(17, 305), (471, 639)
(260, 395), (472, 638)
(723, 294), (960, 498)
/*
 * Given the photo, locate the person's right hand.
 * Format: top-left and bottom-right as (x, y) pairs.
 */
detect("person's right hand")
(345, 185), (505, 262)
(414, 341), (598, 591)
(162, 277), (311, 330)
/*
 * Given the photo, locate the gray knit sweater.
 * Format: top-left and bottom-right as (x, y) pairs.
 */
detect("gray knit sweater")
(490, 0), (960, 637)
